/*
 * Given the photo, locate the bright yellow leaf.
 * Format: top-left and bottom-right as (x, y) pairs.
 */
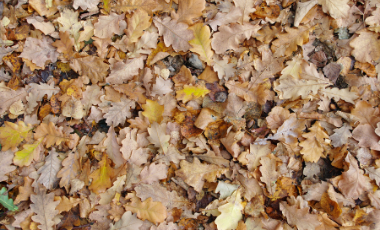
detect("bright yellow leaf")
(13, 140), (43, 167)
(141, 99), (164, 123)
(0, 121), (33, 151)
(176, 85), (210, 103)
(89, 155), (114, 194)
(189, 23), (214, 65)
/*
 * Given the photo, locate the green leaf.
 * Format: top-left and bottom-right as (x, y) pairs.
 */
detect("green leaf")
(0, 187), (18, 211)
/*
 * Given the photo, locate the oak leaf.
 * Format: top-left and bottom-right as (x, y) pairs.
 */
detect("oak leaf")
(94, 12), (126, 39)
(104, 96), (136, 126)
(140, 162), (168, 184)
(104, 126), (125, 168)
(37, 148), (61, 190)
(330, 123), (352, 147)
(124, 197), (167, 224)
(189, 23), (214, 65)
(176, 85), (210, 103)
(70, 56), (109, 84)
(34, 122), (68, 148)
(271, 26), (313, 57)
(280, 200), (321, 230)
(30, 189), (60, 230)
(135, 182), (190, 210)
(109, 211), (143, 230)
(126, 9), (151, 43)
(338, 153), (371, 199)
(153, 16), (193, 52)
(0, 187), (18, 211)
(294, 0), (318, 27)
(175, 157), (227, 192)
(233, 0), (258, 24)
(26, 82), (60, 114)
(26, 15), (55, 35)
(0, 121), (33, 151)
(142, 100), (164, 124)
(0, 88), (27, 117)
(111, 0), (158, 14)
(299, 121), (329, 162)
(274, 75), (330, 100)
(215, 189), (244, 230)
(14, 177), (34, 204)
(226, 81), (274, 105)
(19, 36), (58, 68)
(52, 31), (74, 61)
(57, 151), (80, 192)
(211, 23), (260, 54)
(13, 140), (43, 167)
(73, 0), (100, 10)
(147, 122), (170, 154)
(176, 0), (205, 25)
(318, 0), (350, 19)
(151, 77), (173, 97)
(352, 124), (380, 151)
(350, 30), (380, 64)
(106, 57), (144, 84)
(89, 155), (115, 194)
(99, 175), (126, 205)
(365, 167), (380, 187)
(259, 155), (279, 194)
(0, 150), (16, 182)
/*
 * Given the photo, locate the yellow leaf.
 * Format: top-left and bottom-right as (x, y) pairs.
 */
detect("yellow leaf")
(13, 140), (43, 167)
(124, 197), (167, 224)
(299, 121), (329, 162)
(0, 121), (33, 151)
(89, 155), (114, 194)
(215, 189), (244, 230)
(141, 99), (164, 123)
(189, 23), (213, 65)
(126, 9), (151, 43)
(176, 85), (210, 103)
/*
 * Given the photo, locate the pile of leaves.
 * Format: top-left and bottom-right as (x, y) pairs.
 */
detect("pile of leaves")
(1, 0), (380, 229)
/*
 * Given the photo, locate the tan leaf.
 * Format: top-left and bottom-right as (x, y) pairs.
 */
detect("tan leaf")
(147, 122), (170, 154)
(104, 96), (136, 126)
(57, 151), (80, 192)
(94, 12), (126, 39)
(259, 155), (279, 195)
(153, 16), (193, 52)
(34, 122), (68, 148)
(175, 157), (227, 192)
(271, 26), (313, 57)
(124, 197), (167, 224)
(176, 0), (205, 25)
(280, 200), (321, 230)
(30, 189), (60, 230)
(106, 57), (144, 84)
(70, 56), (109, 84)
(318, 0), (350, 19)
(233, 0), (258, 24)
(110, 211), (143, 230)
(338, 153), (371, 199)
(19, 36), (58, 68)
(37, 148), (61, 190)
(0, 150), (16, 182)
(211, 23), (260, 54)
(140, 162), (168, 184)
(350, 30), (380, 64)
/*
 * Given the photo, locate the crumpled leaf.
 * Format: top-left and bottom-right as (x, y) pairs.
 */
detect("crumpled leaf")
(280, 200), (321, 230)
(350, 30), (380, 64)
(104, 96), (136, 126)
(94, 12), (126, 39)
(70, 56), (109, 84)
